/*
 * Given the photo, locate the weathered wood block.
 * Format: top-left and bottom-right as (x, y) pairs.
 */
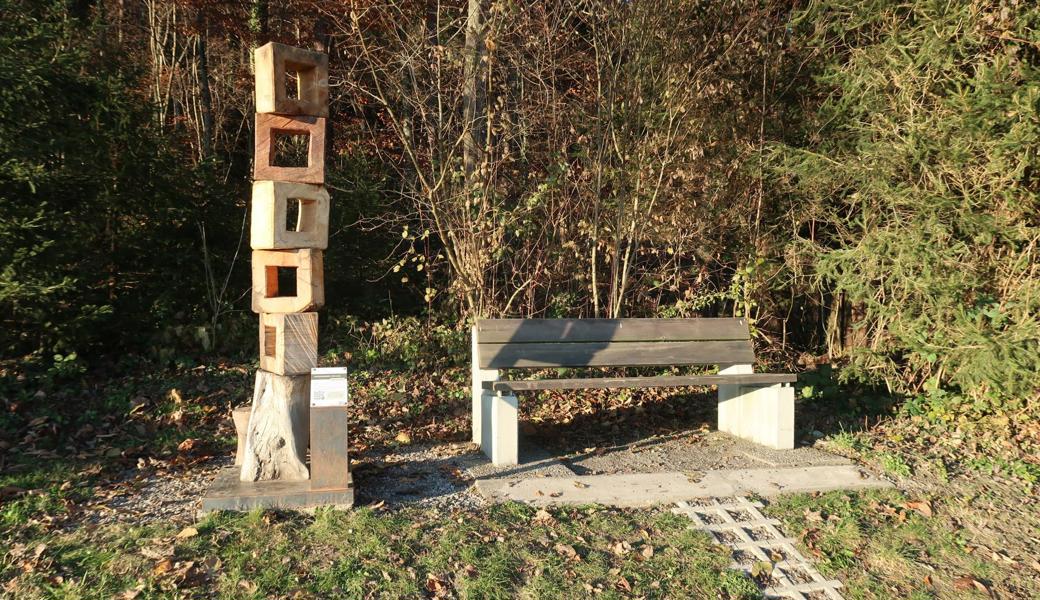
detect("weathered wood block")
(251, 181), (330, 250)
(251, 249), (324, 313)
(254, 113), (326, 184)
(240, 369), (310, 482)
(254, 42), (329, 117)
(200, 467), (353, 515)
(233, 405), (252, 466)
(259, 312), (318, 376)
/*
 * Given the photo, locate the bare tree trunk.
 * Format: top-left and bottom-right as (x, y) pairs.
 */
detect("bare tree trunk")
(314, 16), (335, 163)
(463, 0), (488, 187)
(463, 0), (491, 316)
(194, 11), (214, 159)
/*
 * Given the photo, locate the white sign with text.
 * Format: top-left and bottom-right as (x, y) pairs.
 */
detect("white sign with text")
(310, 367), (349, 407)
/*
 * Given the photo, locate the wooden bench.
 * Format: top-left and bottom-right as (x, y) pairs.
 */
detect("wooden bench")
(471, 318), (796, 465)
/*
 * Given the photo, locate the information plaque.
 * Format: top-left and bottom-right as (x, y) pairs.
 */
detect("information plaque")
(310, 367), (349, 407)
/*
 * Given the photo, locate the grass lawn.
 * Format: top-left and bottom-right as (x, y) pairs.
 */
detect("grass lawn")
(5, 503), (760, 599)
(764, 487), (1038, 599)
(3, 350), (1037, 599)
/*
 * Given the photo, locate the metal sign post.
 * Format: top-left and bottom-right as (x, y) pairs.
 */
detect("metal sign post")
(309, 367), (351, 491)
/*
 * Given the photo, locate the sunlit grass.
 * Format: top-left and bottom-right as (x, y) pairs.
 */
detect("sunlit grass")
(3, 503), (763, 599)
(764, 489), (1019, 599)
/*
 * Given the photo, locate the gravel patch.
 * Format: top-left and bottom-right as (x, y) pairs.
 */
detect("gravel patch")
(77, 428), (854, 524)
(547, 430), (851, 475)
(81, 456), (233, 526)
(352, 442), (487, 512)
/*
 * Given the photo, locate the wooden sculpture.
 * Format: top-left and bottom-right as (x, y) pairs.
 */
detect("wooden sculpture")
(241, 42), (330, 482)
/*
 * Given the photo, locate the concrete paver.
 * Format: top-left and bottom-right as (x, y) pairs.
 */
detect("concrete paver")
(474, 464), (889, 506)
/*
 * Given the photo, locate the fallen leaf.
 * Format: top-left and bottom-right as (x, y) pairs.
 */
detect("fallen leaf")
(533, 509), (554, 524)
(904, 500), (933, 518)
(153, 559), (174, 576)
(573, 480), (589, 489)
(615, 576), (632, 592)
(140, 544), (174, 560)
(804, 509), (824, 523)
(953, 576), (991, 595)
(641, 545), (654, 559)
(395, 432), (412, 444)
(425, 573), (447, 597)
(611, 540), (631, 556)
(176, 527), (198, 539)
(990, 550), (1014, 564)
(177, 439), (198, 454)
(555, 543), (580, 561)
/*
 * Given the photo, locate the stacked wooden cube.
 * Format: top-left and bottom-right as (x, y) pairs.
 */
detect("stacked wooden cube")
(240, 43), (330, 483)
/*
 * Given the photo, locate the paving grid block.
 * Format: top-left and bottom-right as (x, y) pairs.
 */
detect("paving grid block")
(673, 497), (845, 600)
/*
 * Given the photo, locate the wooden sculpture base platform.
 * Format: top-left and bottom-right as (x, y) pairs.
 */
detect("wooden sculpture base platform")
(199, 467), (353, 516)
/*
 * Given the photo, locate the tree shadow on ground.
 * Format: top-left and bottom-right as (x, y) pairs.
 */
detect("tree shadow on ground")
(519, 371), (901, 456)
(522, 389), (718, 455)
(350, 444), (497, 508)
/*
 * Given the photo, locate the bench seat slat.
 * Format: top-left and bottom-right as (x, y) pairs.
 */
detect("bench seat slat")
(478, 340), (755, 369)
(476, 318), (750, 344)
(485, 373), (796, 392)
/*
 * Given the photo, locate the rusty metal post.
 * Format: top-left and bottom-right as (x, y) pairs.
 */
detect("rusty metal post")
(309, 367), (351, 490)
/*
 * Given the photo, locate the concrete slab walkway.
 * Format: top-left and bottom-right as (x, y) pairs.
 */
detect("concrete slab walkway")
(474, 465), (890, 506)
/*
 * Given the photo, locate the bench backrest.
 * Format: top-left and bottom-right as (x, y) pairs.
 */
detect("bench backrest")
(474, 318), (754, 369)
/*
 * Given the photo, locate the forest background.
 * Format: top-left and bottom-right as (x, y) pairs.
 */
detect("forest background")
(1, 0), (1037, 434)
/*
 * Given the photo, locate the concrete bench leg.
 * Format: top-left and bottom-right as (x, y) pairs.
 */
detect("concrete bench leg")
(471, 326), (499, 444)
(480, 390), (518, 466)
(718, 364), (794, 450)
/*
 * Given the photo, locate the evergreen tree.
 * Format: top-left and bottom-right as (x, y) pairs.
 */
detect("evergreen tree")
(772, 0), (1040, 398)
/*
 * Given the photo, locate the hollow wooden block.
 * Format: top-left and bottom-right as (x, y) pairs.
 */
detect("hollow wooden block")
(251, 249), (325, 313)
(255, 42), (329, 117)
(259, 312), (318, 376)
(251, 181), (330, 250)
(254, 113), (326, 184)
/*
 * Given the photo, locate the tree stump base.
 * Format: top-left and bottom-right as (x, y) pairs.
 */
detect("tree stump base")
(240, 369), (310, 482)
